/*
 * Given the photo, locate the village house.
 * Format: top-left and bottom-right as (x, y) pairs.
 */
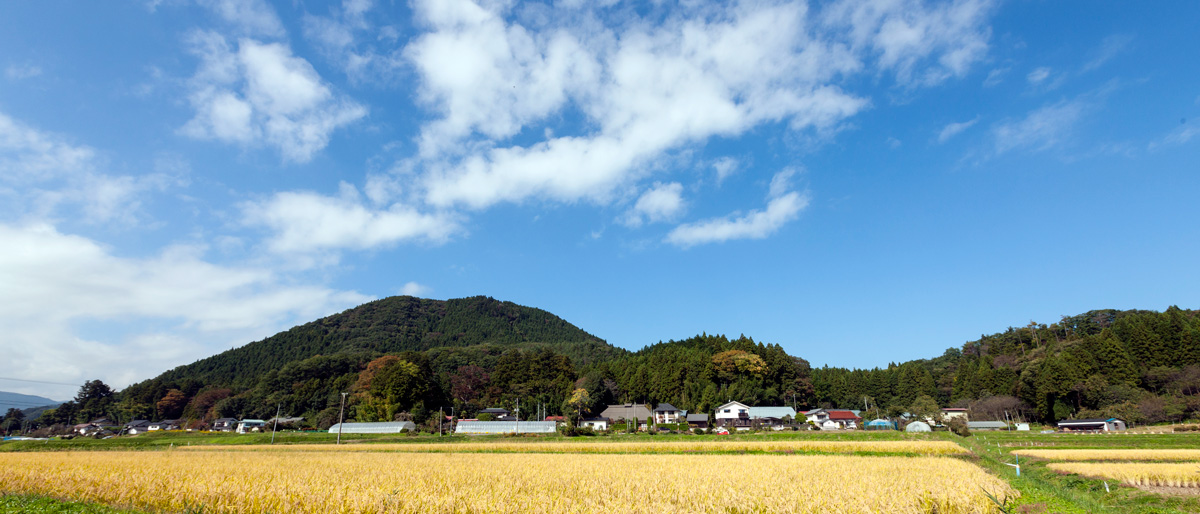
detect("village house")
(73, 422), (102, 435)
(581, 417), (608, 430)
(686, 413), (709, 429)
(212, 418), (238, 431)
(124, 420), (151, 435)
(147, 420), (179, 431)
(600, 404), (653, 428)
(803, 408), (861, 429)
(653, 403), (682, 424)
(236, 419), (266, 433)
(715, 402), (797, 430)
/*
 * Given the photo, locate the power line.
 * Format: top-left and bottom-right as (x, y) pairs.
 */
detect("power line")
(0, 377), (80, 387)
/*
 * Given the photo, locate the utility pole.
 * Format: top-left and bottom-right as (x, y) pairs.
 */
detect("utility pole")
(270, 403), (281, 444)
(336, 392), (347, 445)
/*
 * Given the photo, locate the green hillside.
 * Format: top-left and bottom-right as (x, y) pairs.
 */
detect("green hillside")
(153, 295), (614, 387)
(20, 303), (1200, 434)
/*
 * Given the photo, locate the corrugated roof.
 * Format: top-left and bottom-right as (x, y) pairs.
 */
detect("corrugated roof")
(686, 414), (708, 422)
(968, 421), (1009, 429)
(327, 421), (416, 434)
(748, 406), (796, 419)
(454, 421), (557, 434)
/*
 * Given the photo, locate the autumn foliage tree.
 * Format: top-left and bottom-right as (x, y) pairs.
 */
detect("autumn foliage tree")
(711, 350), (768, 383)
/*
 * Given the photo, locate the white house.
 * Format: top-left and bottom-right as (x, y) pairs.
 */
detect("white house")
(236, 419), (266, 433)
(716, 402), (798, 430)
(715, 401), (752, 429)
(653, 403), (682, 424)
(581, 418), (608, 430)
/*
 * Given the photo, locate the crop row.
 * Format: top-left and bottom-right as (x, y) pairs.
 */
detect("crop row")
(1011, 449), (1200, 461)
(180, 439), (968, 455)
(1046, 462), (1200, 488)
(0, 451), (1012, 514)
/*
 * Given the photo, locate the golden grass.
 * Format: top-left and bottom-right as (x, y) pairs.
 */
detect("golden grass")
(1047, 462), (1200, 488)
(1011, 449), (1200, 461)
(0, 451), (1013, 513)
(180, 439), (968, 455)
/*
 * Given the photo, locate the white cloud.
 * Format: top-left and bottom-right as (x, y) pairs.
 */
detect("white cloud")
(992, 99), (1087, 154)
(5, 64), (42, 80)
(712, 157), (740, 184)
(823, 0), (996, 86)
(0, 222), (369, 396)
(622, 182), (685, 227)
(666, 169), (809, 248)
(242, 184), (461, 258)
(1026, 66), (1051, 84)
(399, 281), (432, 297)
(197, 0), (286, 38)
(937, 116), (979, 143)
(181, 32), (367, 163)
(0, 111), (175, 224)
(414, 0), (874, 209)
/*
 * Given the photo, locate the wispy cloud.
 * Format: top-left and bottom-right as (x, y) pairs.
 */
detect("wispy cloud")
(937, 116), (980, 143)
(992, 99), (1087, 154)
(666, 169), (808, 248)
(1082, 34), (1133, 72)
(5, 64), (42, 80)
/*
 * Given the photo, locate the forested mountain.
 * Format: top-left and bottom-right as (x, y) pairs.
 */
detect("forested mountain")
(21, 302), (1200, 433)
(68, 296), (621, 428)
(809, 307), (1200, 425)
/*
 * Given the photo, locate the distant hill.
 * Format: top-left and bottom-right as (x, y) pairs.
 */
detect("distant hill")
(0, 391), (62, 413)
(105, 296), (625, 424)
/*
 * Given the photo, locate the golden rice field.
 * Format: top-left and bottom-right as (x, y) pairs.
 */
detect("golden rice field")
(1047, 462), (1200, 488)
(179, 439), (968, 455)
(0, 450), (1014, 514)
(1011, 449), (1200, 461)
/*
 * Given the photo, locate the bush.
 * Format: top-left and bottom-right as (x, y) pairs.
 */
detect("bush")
(946, 418), (971, 437)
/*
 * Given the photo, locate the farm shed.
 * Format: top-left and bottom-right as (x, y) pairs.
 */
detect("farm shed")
(967, 421), (1009, 431)
(904, 421), (932, 432)
(1057, 418), (1126, 432)
(454, 421), (557, 435)
(327, 421), (416, 434)
(686, 413), (709, 429)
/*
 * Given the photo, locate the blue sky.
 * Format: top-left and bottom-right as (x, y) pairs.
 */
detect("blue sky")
(1, 0), (1197, 400)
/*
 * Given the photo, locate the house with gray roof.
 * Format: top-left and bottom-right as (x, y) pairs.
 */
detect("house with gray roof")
(653, 403), (682, 424)
(600, 404), (652, 426)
